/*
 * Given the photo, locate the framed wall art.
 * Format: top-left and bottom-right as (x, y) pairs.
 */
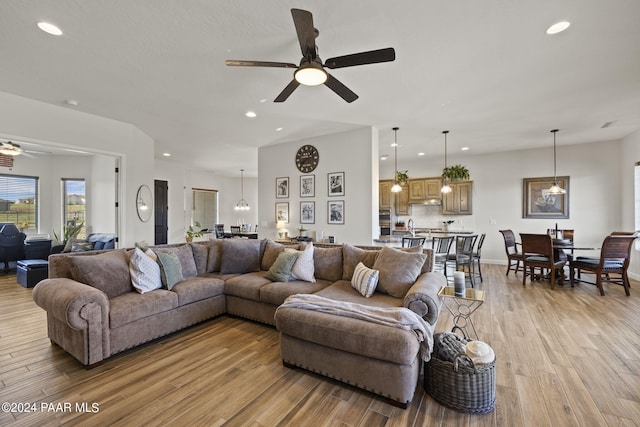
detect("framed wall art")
(522, 176), (570, 219)
(300, 201), (315, 224)
(328, 172), (345, 196)
(300, 174), (315, 197)
(275, 202), (289, 223)
(276, 177), (289, 198)
(327, 200), (344, 224)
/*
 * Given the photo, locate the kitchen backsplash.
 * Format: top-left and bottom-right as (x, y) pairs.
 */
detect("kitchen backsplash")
(394, 204), (476, 231)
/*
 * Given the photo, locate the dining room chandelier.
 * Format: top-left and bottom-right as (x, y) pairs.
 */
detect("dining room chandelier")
(547, 129), (566, 195)
(390, 127), (402, 193)
(234, 169), (250, 211)
(440, 130), (452, 194)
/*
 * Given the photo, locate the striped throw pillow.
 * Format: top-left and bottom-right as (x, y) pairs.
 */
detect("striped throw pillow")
(351, 262), (379, 298)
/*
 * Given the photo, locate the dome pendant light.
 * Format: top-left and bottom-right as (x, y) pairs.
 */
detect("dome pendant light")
(547, 129), (566, 195)
(440, 130), (452, 194)
(390, 127), (402, 193)
(234, 169), (250, 211)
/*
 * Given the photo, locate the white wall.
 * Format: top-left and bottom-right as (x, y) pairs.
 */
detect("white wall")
(621, 129), (640, 278)
(258, 127), (378, 245)
(0, 91), (154, 247)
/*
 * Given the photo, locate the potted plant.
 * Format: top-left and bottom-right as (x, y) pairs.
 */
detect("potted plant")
(395, 220), (406, 230)
(186, 221), (204, 242)
(52, 222), (84, 246)
(395, 170), (409, 185)
(442, 164), (470, 182)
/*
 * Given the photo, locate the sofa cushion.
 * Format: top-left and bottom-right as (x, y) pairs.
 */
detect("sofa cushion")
(264, 251), (299, 282)
(171, 276), (225, 306)
(261, 239), (286, 271)
(63, 237), (85, 253)
(220, 239), (261, 274)
(313, 246), (343, 282)
(69, 249), (132, 298)
(129, 248), (162, 294)
(316, 280), (403, 308)
(342, 243), (379, 280)
(207, 240), (223, 273)
(71, 241), (95, 252)
(285, 243), (316, 282)
(189, 243), (209, 275)
(109, 289), (179, 329)
(159, 245), (198, 278)
(373, 246), (427, 298)
(224, 271), (272, 300)
(259, 279), (332, 306)
(351, 262), (379, 298)
(156, 251), (184, 290)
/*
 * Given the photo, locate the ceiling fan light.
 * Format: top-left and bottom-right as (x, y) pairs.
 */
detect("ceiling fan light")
(294, 63), (327, 86)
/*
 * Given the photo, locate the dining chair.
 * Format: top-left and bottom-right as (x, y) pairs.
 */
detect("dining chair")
(214, 224), (225, 239)
(472, 233), (486, 282)
(499, 230), (524, 276)
(569, 234), (637, 296)
(547, 228), (575, 260)
(520, 233), (567, 289)
(452, 234), (478, 287)
(402, 236), (426, 248)
(431, 236), (454, 277)
(230, 225), (241, 233)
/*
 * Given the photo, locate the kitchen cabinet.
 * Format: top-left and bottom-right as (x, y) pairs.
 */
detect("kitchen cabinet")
(379, 180), (392, 209)
(395, 184), (410, 215)
(442, 181), (473, 215)
(408, 178), (442, 202)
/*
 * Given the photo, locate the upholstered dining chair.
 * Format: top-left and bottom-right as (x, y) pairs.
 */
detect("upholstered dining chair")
(547, 228), (575, 260)
(520, 233), (567, 289)
(499, 230), (523, 276)
(569, 234), (637, 296)
(402, 236), (426, 248)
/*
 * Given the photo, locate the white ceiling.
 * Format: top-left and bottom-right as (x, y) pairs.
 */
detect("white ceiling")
(1, 0), (639, 177)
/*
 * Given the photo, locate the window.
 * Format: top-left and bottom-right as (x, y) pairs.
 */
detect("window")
(0, 174), (38, 232)
(192, 188), (218, 230)
(635, 162), (640, 249)
(63, 179), (86, 238)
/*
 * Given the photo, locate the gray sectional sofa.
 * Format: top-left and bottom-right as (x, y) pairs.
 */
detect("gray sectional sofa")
(32, 238), (446, 407)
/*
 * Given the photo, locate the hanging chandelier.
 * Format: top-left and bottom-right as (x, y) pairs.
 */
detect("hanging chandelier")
(390, 127), (402, 193)
(440, 130), (452, 194)
(234, 169), (250, 211)
(547, 129), (566, 195)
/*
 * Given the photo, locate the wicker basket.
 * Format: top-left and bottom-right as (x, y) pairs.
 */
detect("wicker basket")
(424, 347), (496, 414)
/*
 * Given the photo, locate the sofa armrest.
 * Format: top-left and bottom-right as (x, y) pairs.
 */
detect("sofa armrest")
(403, 272), (446, 325)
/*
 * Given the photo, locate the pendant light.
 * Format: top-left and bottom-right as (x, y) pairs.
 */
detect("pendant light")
(440, 130), (452, 194)
(547, 129), (566, 195)
(390, 127), (402, 193)
(234, 169), (250, 211)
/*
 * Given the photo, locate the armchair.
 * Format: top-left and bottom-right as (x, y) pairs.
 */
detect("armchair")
(0, 224), (26, 273)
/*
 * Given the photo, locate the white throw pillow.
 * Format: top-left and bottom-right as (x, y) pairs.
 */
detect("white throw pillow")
(130, 247), (162, 294)
(351, 262), (379, 298)
(285, 243), (316, 282)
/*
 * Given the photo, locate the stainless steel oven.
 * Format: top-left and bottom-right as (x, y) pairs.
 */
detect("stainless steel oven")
(379, 209), (391, 236)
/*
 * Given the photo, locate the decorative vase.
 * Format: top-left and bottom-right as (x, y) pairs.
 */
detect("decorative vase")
(454, 272), (466, 297)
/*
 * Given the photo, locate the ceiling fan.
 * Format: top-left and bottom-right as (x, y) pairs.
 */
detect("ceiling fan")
(0, 141), (24, 156)
(226, 8), (396, 103)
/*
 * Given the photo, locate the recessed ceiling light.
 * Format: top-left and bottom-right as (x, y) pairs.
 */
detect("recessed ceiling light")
(546, 21), (571, 35)
(461, 147), (470, 151)
(418, 152), (425, 156)
(275, 127), (283, 131)
(37, 22), (63, 36)
(390, 143), (397, 147)
(245, 111), (257, 118)
(380, 156), (388, 160)
(162, 153), (171, 157)
(64, 99), (79, 106)
(259, 99), (267, 103)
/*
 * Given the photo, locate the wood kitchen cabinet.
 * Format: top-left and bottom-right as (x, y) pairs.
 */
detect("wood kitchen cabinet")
(379, 180), (392, 209)
(408, 178), (442, 202)
(442, 181), (473, 215)
(395, 184), (410, 215)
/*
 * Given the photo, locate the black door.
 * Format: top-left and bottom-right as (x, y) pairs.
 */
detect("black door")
(154, 180), (168, 245)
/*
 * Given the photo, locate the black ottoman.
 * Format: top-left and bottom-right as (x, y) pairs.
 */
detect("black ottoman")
(17, 259), (49, 288)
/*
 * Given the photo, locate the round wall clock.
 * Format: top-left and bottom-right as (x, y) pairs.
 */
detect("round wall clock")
(296, 145), (319, 173)
(136, 184), (153, 222)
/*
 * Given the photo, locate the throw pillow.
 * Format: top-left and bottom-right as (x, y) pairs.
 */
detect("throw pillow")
(156, 251), (184, 290)
(264, 251), (299, 282)
(342, 243), (379, 280)
(220, 239), (261, 274)
(63, 237), (86, 253)
(206, 240), (223, 272)
(351, 262), (379, 298)
(372, 246), (427, 298)
(189, 242), (209, 275)
(69, 249), (132, 298)
(71, 241), (95, 252)
(261, 239), (285, 271)
(285, 243), (316, 282)
(157, 245), (197, 278)
(135, 240), (150, 252)
(313, 246), (343, 282)
(129, 248), (162, 294)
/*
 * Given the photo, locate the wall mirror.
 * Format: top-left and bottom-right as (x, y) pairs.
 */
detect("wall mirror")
(192, 188), (218, 230)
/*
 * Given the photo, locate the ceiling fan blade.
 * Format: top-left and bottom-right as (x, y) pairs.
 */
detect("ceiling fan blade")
(291, 9), (316, 58)
(324, 73), (358, 103)
(324, 47), (396, 69)
(274, 79), (301, 102)
(225, 60), (297, 68)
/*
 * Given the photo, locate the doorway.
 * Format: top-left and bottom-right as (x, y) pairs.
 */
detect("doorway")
(154, 180), (168, 245)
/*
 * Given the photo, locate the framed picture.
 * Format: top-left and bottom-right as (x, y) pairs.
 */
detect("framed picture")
(300, 174), (315, 197)
(327, 200), (345, 224)
(275, 177), (289, 198)
(300, 201), (315, 224)
(523, 176), (570, 219)
(275, 202), (289, 223)
(328, 172), (345, 196)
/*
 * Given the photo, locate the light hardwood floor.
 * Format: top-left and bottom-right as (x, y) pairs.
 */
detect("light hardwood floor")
(1, 265), (639, 426)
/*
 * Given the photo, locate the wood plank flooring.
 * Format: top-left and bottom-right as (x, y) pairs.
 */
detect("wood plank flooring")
(1, 265), (639, 426)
